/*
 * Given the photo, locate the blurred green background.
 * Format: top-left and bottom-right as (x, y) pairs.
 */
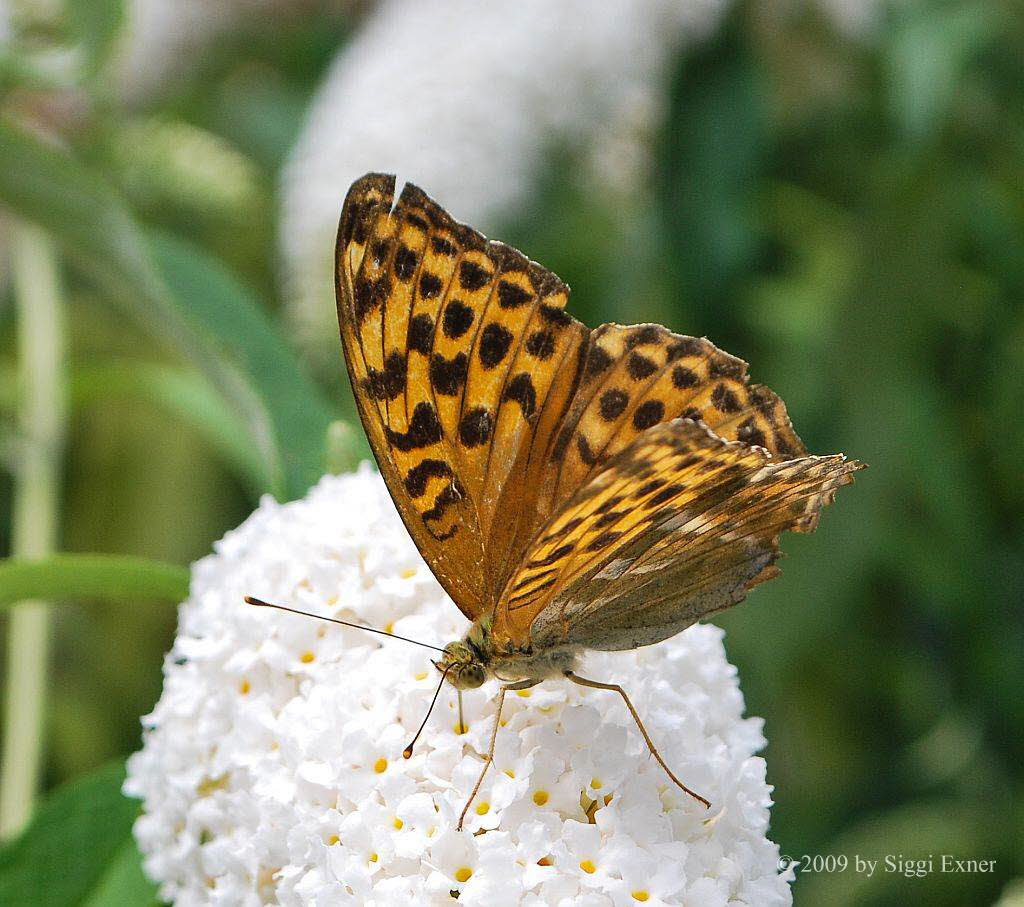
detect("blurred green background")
(0, 1), (1021, 905)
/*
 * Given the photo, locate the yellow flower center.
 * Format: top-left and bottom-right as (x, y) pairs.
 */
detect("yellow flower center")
(632, 892), (650, 902)
(455, 867), (472, 883)
(238, 680), (250, 694)
(580, 860), (596, 874)
(392, 818), (403, 830)
(373, 758), (387, 774)
(400, 567), (417, 579)
(590, 778), (602, 790)
(532, 790), (549, 806)
(299, 652), (315, 664)
(369, 853), (378, 863)
(475, 801), (489, 815)
(327, 835), (339, 846)
(516, 689), (531, 698)
(504, 769), (515, 778)
(415, 671), (428, 681)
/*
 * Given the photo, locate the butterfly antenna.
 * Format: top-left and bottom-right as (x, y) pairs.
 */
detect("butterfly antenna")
(403, 662), (453, 759)
(244, 596), (446, 654)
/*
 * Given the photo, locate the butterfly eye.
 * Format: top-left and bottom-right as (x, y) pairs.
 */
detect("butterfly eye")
(461, 665), (485, 690)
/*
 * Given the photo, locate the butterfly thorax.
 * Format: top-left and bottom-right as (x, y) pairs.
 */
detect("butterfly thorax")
(438, 618), (579, 690)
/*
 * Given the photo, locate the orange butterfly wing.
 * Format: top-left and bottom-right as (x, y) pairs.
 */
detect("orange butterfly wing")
(493, 419), (861, 651)
(336, 173), (862, 642)
(336, 174), (588, 619)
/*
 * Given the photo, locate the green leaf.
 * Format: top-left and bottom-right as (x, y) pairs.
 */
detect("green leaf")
(0, 555), (189, 608)
(0, 762), (157, 907)
(71, 361), (272, 496)
(657, 23), (765, 325)
(66, 0), (125, 76)
(885, 4), (999, 141)
(0, 120), (348, 498)
(0, 119), (285, 493)
(82, 839), (161, 907)
(147, 230), (344, 495)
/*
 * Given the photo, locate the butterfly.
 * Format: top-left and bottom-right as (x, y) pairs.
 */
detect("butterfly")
(331, 172), (862, 829)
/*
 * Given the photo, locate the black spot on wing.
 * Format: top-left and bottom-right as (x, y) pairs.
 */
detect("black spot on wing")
(599, 389), (629, 421)
(354, 273), (391, 321)
(632, 400), (665, 430)
(503, 373), (537, 418)
(431, 235), (457, 256)
(422, 483), (461, 523)
(671, 365), (699, 389)
(709, 357), (745, 380)
(394, 244), (418, 281)
(459, 260), (491, 291)
(419, 272), (443, 299)
(386, 403), (442, 451)
(576, 433), (599, 466)
(525, 330), (555, 360)
(584, 346), (614, 380)
(627, 352), (658, 381)
(636, 478), (666, 497)
(497, 280), (533, 309)
(626, 325), (662, 348)
(363, 351), (406, 401)
(430, 352), (468, 395)
(442, 300), (474, 338)
(409, 313), (434, 355)
(736, 418), (767, 449)
(479, 323), (514, 369)
(648, 483), (685, 507)
(529, 543), (574, 568)
(371, 238), (392, 268)
(712, 383), (742, 414)
(543, 516), (584, 541)
(587, 531), (623, 552)
(404, 459), (452, 498)
(458, 406), (493, 447)
(666, 337), (706, 360)
(538, 304), (572, 327)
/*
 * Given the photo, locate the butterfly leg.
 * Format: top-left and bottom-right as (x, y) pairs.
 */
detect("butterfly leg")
(565, 671), (711, 809)
(457, 679), (537, 831)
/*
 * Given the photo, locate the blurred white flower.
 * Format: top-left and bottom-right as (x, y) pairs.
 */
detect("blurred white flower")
(279, 0), (729, 363)
(126, 466), (794, 905)
(111, 0), (330, 107)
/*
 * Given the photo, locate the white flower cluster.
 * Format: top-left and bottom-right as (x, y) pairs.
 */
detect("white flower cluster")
(278, 0), (728, 364)
(126, 467), (794, 905)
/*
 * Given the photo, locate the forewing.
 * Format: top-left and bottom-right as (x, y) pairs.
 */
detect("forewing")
(493, 419), (862, 650)
(336, 174), (589, 618)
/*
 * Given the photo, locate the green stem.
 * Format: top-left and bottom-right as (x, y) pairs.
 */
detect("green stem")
(0, 223), (65, 839)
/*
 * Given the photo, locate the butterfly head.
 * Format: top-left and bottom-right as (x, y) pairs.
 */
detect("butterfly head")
(436, 641), (487, 690)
